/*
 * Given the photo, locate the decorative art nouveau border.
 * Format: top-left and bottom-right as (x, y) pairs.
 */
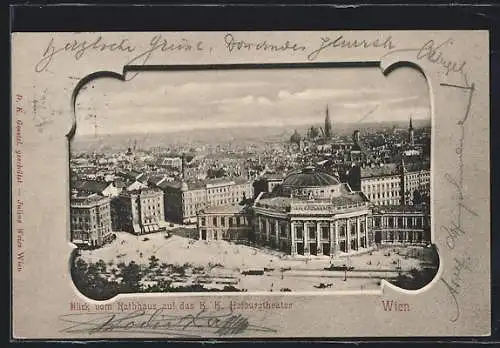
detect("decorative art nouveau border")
(11, 30), (490, 339)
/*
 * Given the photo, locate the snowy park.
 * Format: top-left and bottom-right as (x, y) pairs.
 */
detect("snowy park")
(73, 231), (438, 297)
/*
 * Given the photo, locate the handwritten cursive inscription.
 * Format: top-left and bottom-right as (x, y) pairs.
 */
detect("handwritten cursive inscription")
(440, 255), (473, 323)
(440, 80), (478, 247)
(307, 35), (395, 61)
(123, 35), (204, 80)
(380, 37), (468, 83)
(35, 36), (135, 73)
(35, 35), (205, 80)
(439, 78), (479, 323)
(59, 308), (276, 337)
(224, 33), (306, 54)
(416, 39), (467, 77)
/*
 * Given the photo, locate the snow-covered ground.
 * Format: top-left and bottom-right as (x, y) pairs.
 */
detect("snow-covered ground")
(78, 232), (435, 292)
(81, 231), (285, 270)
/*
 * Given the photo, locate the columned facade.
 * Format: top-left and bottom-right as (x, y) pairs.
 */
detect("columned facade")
(253, 211), (372, 257)
(192, 168), (433, 257)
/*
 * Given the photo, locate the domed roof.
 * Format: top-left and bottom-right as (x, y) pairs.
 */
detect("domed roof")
(282, 167), (340, 188)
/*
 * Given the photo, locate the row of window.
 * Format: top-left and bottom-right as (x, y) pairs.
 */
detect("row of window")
(72, 226), (111, 241)
(207, 186), (232, 194)
(71, 223), (97, 230)
(371, 200), (401, 205)
(405, 173), (430, 181)
(363, 176), (398, 184)
(185, 189), (205, 198)
(293, 223), (366, 240)
(140, 196), (163, 205)
(367, 191), (400, 200)
(295, 186), (337, 193)
(138, 204), (162, 211)
(362, 181), (400, 192)
(207, 185), (251, 195)
(260, 221), (289, 237)
(362, 172), (430, 188)
(184, 195), (248, 217)
(373, 216), (423, 228)
(207, 192), (248, 200)
(200, 229), (244, 241)
(185, 191), (250, 203)
(142, 217), (162, 224)
(200, 216), (247, 227)
(382, 231), (423, 241)
(71, 215), (104, 223)
(140, 210), (163, 218)
(73, 223), (111, 231)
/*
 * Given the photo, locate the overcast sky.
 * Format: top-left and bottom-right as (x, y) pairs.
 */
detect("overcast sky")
(75, 66), (430, 136)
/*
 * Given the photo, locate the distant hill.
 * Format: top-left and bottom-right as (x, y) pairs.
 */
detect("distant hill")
(71, 125), (293, 153)
(70, 119), (431, 153)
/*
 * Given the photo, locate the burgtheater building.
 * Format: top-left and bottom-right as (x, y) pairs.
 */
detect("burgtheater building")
(252, 167), (373, 257)
(197, 166), (431, 257)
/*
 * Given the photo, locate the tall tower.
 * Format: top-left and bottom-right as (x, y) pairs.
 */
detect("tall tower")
(408, 116), (415, 147)
(324, 105), (332, 139)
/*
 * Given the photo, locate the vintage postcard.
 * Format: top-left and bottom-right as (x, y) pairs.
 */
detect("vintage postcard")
(11, 30), (490, 339)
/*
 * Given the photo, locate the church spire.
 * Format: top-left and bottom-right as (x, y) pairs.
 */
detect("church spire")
(324, 104), (332, 139)
(408, 115), (415, 147)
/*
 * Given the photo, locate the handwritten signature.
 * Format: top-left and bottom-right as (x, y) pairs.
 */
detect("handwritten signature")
(59, 308), (276, 337)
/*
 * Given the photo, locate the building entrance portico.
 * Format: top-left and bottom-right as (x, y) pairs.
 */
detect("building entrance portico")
(251, 167), (376, 257)
(286, 213), (370, 257)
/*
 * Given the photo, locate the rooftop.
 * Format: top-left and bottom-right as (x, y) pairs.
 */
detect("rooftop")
(199, 204), (247, 215)
(73, 180), (109, 194)
(372, 205), (426, 214)
(403, 160), (431, 172)
(260, 172), (286, 180)
(71, 194), (109, 206)
(120, 187), (163, 196)
(158, 180), (183, 190)
(158, 177), (250, 191)
(282, 167), (340, 188)
(255, 196), (292, 210)
(256, 184), (368, 212)
(147, 174), (167, 186)
(116, 170), (143, 180)
(360, 163), (399, 178)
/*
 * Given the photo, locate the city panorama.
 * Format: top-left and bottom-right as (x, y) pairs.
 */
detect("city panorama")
(69, 67), (438, 299)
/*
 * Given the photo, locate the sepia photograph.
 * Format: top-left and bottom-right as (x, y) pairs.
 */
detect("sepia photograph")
(69, 66), (437, 300)
(11, 26), (490, 339)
